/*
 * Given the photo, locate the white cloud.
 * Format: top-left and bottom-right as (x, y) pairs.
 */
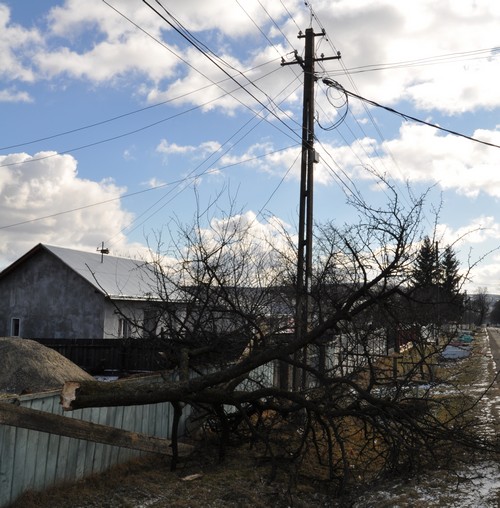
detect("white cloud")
(0, 151), (137, 267)
(0, 87), (32, 103)
(215, 141), (302, 180)
(464, 253), (500, 295)
(2, 0), (499, 117)
(122, 147), (135, 161)
(436, 216), (500, 247)
(143, 42), (298, 116)
(156, 139), (196, 155)
(0, 4), (41, 82)
(311, 0), (500, 113)
(156, 139), (222, 158)
(142, 177), (165, 188)
(2, 1), (300, 115)
(36, 34), (179, 83)
(195, 210), (294, 283)
(321, 123), (500, 198)
(433, 216), (500, 293)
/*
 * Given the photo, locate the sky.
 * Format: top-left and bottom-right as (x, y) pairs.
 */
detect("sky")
(1, 0), (500, 293)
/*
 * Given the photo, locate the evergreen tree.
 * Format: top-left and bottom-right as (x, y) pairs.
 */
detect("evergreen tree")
(439, 245), (463, 322)
(411, 237), (439, 325)
(440, 245), (461, 295)
(411, 238), (463, 325)
(412, 236), (439, 288)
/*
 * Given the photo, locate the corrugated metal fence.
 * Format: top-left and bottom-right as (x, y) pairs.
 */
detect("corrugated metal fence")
(0, 390), (190, 507)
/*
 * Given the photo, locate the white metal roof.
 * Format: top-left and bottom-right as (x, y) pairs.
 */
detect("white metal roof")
(43, 244), (155, 299)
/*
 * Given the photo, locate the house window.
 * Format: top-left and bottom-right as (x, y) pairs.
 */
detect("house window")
(11, 318), (21, 337)
(118, 318), (130, 338)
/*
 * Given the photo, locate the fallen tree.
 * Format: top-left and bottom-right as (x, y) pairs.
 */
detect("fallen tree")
(61, 186), (496, 493)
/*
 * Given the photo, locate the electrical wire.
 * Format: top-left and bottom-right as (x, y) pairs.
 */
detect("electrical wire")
(326, 46), (500, 77)
(0, 66), (295, 170)
(0, 145), (298, 232)
(106, 78), (305, 246)
(280, 0), (301, 32)
(236, 0), (287, 58)
(317, 85), (349, 130)
(0, 57), (281, 153)
(307, 1), (445, 230)
(105, 0), (300, 140)
(256, 0), (296, 51)
(0, 0), (304, 244)
(104, 0), (304, 151)
(142, 0), (303, 142)
(323, 78), (500, 150)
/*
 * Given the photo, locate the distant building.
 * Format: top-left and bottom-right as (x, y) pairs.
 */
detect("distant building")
(0, 243), (159, 339)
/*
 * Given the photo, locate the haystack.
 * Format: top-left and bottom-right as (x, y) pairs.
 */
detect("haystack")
(0, 337), (93, 395)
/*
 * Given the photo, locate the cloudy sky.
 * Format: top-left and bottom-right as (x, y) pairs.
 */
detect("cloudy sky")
(1, 0), (500, 292)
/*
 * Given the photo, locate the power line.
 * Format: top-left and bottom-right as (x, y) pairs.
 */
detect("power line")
(280, 0), (301, 32)
(107, 79), (304, 245)
(0, 58), (280, 153)
(104, 68), (305, 245)
(141, 0), (302, 142)
(105, 0), (304, 148)
(106, 0), (298, 134)
(0, 2), (310, 251)
(307, 2), (437, 233)
(256, 0), (296, 51)
(0, 145), (298, 232)
(323, 78), (500, 150)
(326, 46), (500, 77)
(0, 101), (210, 168)
(236, 0), (283, 58)
(282, 6), (430, 252)
(0, 66), (297, 170)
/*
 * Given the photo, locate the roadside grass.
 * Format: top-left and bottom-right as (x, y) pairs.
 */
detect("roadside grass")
(349, 328), (500, 507)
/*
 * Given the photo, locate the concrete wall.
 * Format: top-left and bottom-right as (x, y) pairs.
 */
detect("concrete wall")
(0, 250), (106, 338)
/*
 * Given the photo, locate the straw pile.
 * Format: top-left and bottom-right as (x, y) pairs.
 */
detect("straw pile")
(0, 337), (93, 395)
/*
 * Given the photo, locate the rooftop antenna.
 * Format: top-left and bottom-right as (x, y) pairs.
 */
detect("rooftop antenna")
(97, 241), (109, 263)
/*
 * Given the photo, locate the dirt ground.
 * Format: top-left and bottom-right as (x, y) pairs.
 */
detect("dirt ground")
(11, 442), (338, 508)
(11, 441), (500, 508)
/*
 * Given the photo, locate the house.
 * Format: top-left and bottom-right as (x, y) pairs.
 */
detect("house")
(0, 243), (159, 339)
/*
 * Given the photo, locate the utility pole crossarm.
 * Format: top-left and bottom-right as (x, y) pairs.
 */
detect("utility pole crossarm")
(281, 29), (341, 68)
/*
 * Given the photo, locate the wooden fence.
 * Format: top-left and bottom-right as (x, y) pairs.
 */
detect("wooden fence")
(0, 390), (190, 508)
(34, 338), (166, 374)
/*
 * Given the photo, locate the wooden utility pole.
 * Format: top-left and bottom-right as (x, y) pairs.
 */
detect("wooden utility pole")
(282, 29), (340, 389)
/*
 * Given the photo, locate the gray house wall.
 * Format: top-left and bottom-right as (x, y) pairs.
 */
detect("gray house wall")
(0, 250), (106, 339)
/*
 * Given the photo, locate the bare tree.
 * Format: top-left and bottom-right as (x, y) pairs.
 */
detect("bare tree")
(472, 287), (489, 326)
(61, 186), (496, 493)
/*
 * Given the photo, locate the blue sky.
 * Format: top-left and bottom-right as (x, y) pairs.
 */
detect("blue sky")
(1, 0), (500, 292)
